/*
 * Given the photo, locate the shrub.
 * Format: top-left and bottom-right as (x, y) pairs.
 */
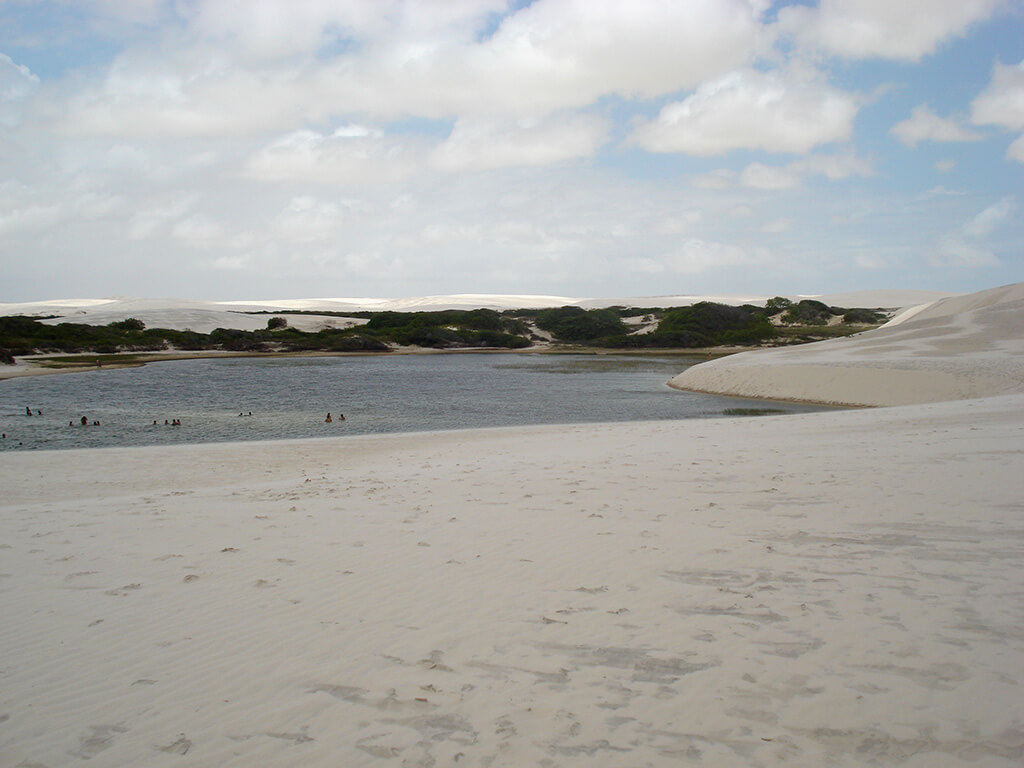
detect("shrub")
(108, 317), (145, 332)
(842, 308), (884, 324)
(534, 307), (627, 342)
(781, 299), (834, 326)
(764, 296), (793, 314)
(652, 302), (775, 347)
(267, 316), (288, 329)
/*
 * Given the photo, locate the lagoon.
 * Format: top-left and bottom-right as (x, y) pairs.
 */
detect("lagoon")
(0, 353), (823, 451)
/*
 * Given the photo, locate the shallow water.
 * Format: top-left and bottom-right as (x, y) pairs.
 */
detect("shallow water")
(0, 353), (824, 451)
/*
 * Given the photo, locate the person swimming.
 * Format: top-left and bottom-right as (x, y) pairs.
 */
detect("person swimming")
(325, 413), (333, 423)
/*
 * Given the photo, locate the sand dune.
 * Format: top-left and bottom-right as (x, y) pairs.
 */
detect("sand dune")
(671, 282), (1024, 406)
(0, 289), (952, 333)
(1, 283), (1021, 767)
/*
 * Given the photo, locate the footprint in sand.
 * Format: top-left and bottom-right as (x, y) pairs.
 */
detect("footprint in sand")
(156, 734), (192, 755)
(104, 583), (142, 596)
(70, 725), (128, 759)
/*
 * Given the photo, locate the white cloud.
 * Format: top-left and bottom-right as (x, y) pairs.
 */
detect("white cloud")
(273, 196), (347, 243)
(207, 253), (253, 271)
(244, 126), (420, 184)
(657, 239), (773, 273)
(0, 204), (63, 235)
(428, 114), (608, 172)
(247, 113), (608, 182)
(630, 67), (858, 156)
(935, 238), (999, 267)
(61, 48), (320, 137)
(931, 195), (1016, 268)
(963, 196), (1016, 237)
(1008, 134), (1024, 163)
(470, 0), (765, 109)
(719, 151), (872, 191)
(655, 210), (704, 235)
(2, 1), (1022, 301)
(185, 0), (508, 63)
(935, 159), (957, 173)
(794, 152), (872, 180)
(971, 60), (1024, 129)
(972, 59), (1024, 162)
(72, 191), (124, 220)
(172, 213), (223, 244)
(779, 0), (1008, 61)
(740, 162), (800, 189)
(0, 54), (40, 126)
(127, 197), (197, 240)
(891, 104), (982, 146)
(854, 252), (890, 269)
(691, 169), (737, 189)
(56, 0), (770, 139)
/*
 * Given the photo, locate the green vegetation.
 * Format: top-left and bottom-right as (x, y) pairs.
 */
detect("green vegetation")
(0, 315), (389, 357)
(0, 298), (889, 362)
(781, 299), (834, 326)
(764, 296), (793, 314)
(842, 308), (885, 324)
(773, 325), (868, 342)
(644, 302), (775, 348)
(0, 315), (163, 356)
(534, 306), (628, 343)
(365, 309), (530, 348)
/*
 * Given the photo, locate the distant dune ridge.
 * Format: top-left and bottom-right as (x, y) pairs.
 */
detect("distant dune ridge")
(670, 282), (1024, 406)
(2, 283), (1022, 767)
(0, 289), (953, 334)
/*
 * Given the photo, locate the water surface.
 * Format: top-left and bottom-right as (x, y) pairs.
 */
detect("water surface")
(0, 353), (824, 451)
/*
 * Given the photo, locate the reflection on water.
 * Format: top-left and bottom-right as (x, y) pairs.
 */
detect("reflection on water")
(0, 353), (824, 451)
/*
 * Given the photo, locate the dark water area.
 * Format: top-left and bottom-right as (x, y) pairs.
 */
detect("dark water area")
(0, 353), (825, 452)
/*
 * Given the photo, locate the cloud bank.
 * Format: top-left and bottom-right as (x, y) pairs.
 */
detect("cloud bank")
(0, 0), (1021, 300)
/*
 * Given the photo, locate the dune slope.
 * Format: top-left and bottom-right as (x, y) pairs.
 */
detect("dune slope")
(670, 282), (1024, 406)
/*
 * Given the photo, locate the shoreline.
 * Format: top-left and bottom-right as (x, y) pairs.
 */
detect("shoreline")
(3, 284), (1021, 766)
(0, 345), (727, 382)
(3, 393), (1022, 766)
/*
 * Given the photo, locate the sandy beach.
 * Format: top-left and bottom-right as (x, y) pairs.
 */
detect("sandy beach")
(2, 285), (1022, 767)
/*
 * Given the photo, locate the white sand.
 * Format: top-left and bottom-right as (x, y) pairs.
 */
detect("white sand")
(671, 282), (1024, 406)
(0, 288), (952, 334)
(1, 283), (1022, 767)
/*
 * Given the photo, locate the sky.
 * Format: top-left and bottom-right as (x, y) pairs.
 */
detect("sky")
(1, 0), (1022, 302)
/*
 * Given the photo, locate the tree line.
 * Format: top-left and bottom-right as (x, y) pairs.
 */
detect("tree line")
(1, 299), (885, 361)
